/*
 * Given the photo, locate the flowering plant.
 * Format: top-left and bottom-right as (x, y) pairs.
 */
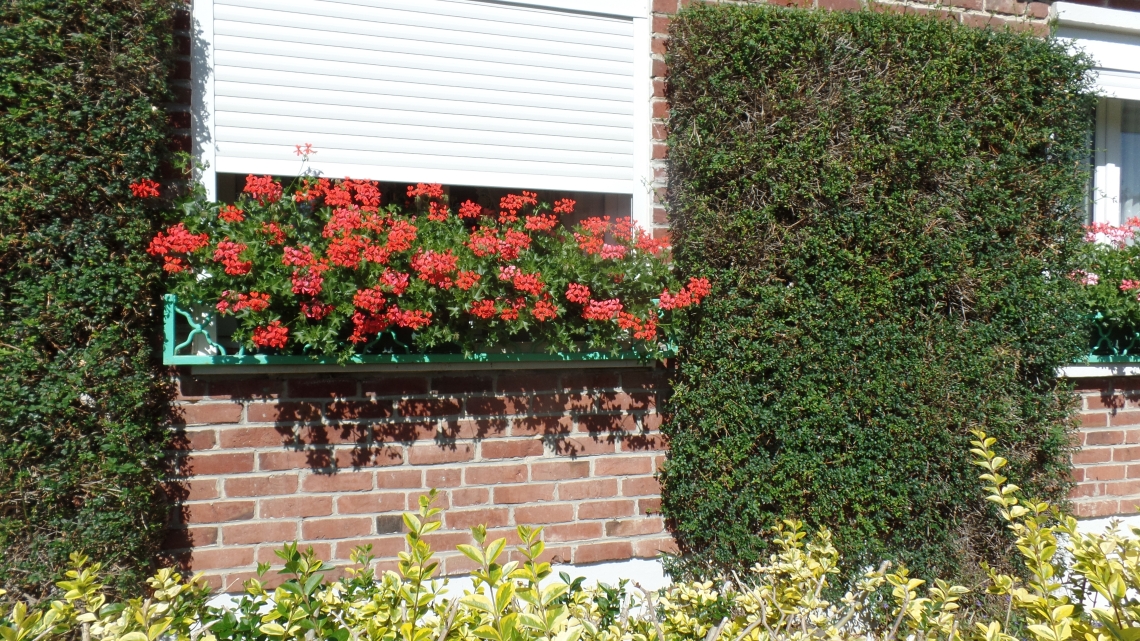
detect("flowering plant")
(145, 175), (706, 360)
(1073, 218), (1140, 355)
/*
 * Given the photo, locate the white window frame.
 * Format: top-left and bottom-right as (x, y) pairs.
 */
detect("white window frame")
(190, 0), (655, 230)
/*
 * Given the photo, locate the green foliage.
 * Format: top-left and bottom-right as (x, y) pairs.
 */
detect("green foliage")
(660, 3), (1096, 581)
(0, 0), (177, 598)
(156, 177), (695, 361)
(6, 435), (1140, 641)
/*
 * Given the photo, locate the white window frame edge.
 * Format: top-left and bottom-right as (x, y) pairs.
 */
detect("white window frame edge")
(1094, 97), (1122, 225)
(191, 0), (217, 201)
(477, 0), (646, 18)
(631, 12), (653, 232)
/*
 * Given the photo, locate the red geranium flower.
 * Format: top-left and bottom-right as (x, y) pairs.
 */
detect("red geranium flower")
(252, 320), (289, 349)
(243, 175), (282, 203)
(130, 179), (161, 199)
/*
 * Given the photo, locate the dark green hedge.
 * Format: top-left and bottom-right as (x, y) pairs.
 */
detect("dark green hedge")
(661, 4), (1095, 580)
(0, 0), (177, 598)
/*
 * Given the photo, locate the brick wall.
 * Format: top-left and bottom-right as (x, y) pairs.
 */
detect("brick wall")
(166, 367), (674, 591)
(645, 0), (1051, 241)
(1072, 376), (1140, 518)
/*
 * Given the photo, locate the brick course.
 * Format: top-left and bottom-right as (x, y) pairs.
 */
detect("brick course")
(166, 368), (675, 591)
(1072, 378), (1140, 518)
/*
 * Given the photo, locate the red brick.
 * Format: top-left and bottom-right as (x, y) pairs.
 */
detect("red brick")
(560, 479), (618, 501)
(185, 452), (254, 476)
(407, 443), (475, 465)
(512, 503), (575, 526)
(638, 498), (662, 515)
(532, 393), (594, 413)
(336, 492), (407, 514)
(432, 375), (494, 394)
(332, 536), (406, 560)
(423, 531), (477, 550)
(651, 100), (670, 119)
(361, 377), (430, 397)
(544, 522), (604, 542)
(466, 464), (528, 486)
(1127, 429), (1140, 444)
(622, 476), (661, 496)
(817, 0), (863, 9)
(1089, 394), (1126, 410)
(1087, 465), (1127, 481)
(303, 517), (373, 540)
(219, 426), (293, 449)
(1074, 499), (1121, 518)
(224, 474), (298, 497)
(442, 553), (484, 575)
(399, 398), (461, 417)
(326, 401), (393, 420)
(176, 376), (209, 400)
(1113, 412), (1140, 426)
(452, 487), (490, 507)
(175, 403), (243, 425)
(183, 501), (255, 524)
(1101, 479), (1140, 496)
(177, 479), (221, 501)
(552, 437), (616, 457)
(650, 37), (667, 56)
(531, 460), (591, 481)
(574, 541), (633, 564)
(467, 396), (530, 416)
(595, 456), (653, 476)
(651, 59), (667, 79)
(652, 0), (678, 13)
(163, 526), (218, 550)
(579, 500), (636, 520)
(260, 496), (333, 518)
(222, 520), (299, 545)
(561, 372), (620, 391)
(481, 439), (544, 460)
(1082, 413), (1109, 428)
(1087, 431), (1125, 446)
(605, 517), (665, 537)
(633, 537), (679, 558)
(497, 372), (561, 393)
(426, 468), (462, 488)
(598, 392), (654, 412)
(247, 402), (322, 423)
(513, 415), (573, 437)
(339, 446), (403, 469)
(186, 547), (254, 571)
(1071, 467), (1085, 482)
(446, 507), (511, 529)
(578, 414), (638, 434)
(302, 471), (374, 493)
(494, 483), (556, 504)
(371, 469), (419, 489)
(287, 379), (358, 399)
(1117, 446), (1140, 462)
(622, 370), (663, 391)
(205, 378), (283, 400)
(623, 434), (669, 452)
(259, 449), (333, 471)
(172, 429), (216, 451)
(1069, 482), (1099, 499)
(374, 421), (435, 442)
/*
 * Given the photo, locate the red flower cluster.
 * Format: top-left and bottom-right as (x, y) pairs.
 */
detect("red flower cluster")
(525, 213), (558, 232)
(214, 240), (252, 275)
(260, 222), (286, 245)
(582, 298), (623, 321)
(467, 227), (531, 261)
(407, 183), (444, 200)
(217, 290), (270, 314)
(456, 271), (481, 290)
(565, 283), (591, 304)
(353, 286), (387, 313)
(412, 250), (459, 288)
(428, 202), (449, 222)
(130, 179), (161, 199)
(600, 244), (628, 260)
(659, 277), (712, 310)
(148, 223), (209, 273)
(618, 312), (657, 341)
(575, 217), (610, 255)
(553, 199), (576, 215)
(635, 231), (670, 256)
(301, 301), (334, 320)
(532, 299), (558, 321)
(243, 175), (283, 203)
(499, 191), (538, 224)
(498, 266), (544, 297)
(292, 262), (330, 296)
(295, 177), (381, 210)
(498, 298), (526, 321)
(459, 200), (483, 219)
(328, 235), (368, 268)
(219, 204), (245, 223)
(470, 299), (496, 319)
(386, 220), (417, 252)
(283, 245), (315, 266)
(252, 320), (289, 348)
(380, 269), (410, 295)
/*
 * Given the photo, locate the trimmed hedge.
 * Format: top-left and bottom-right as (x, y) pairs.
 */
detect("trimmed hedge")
(661, 4), (1095, 579)
(0, 0), (177, 597)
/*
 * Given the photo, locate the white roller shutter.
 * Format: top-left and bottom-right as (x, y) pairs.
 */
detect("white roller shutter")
(194, 0), (648, 199)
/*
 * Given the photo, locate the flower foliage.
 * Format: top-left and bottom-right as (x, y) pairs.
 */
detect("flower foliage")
(1074, 218), (1140, 355)
(5, 435), (1140, 641)
(154, 177), (695, 359)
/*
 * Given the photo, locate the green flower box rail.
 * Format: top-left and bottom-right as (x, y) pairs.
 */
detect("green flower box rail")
(1087, 317), (1140, 364)
(162, 295), (661, 366)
